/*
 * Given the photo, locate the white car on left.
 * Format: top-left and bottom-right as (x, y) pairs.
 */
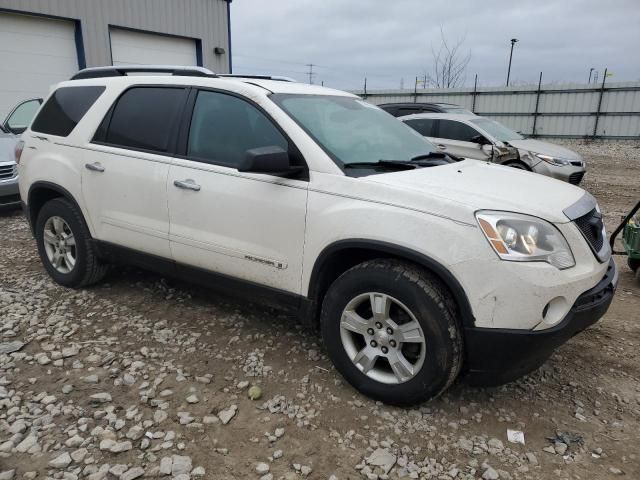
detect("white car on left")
(0, 98), (42, 207)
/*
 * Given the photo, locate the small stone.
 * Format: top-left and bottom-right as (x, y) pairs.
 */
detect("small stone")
(121, 467), (145, 480)
(191, 466), (206, 477)
(543, 445), (556, 454)
(273, 449), (283, 459)
(71, 448), (88, 463)
(256, 463), (270, 474)
(171, 455), (192, 475)
(203, 415), (219, 424)
(0, 471), (15, 480)
(186, 394), (199, 404)
(62, 384), (74, 394)
(609, 467), (623, 475)
(300, 466), (312, 476)
(218, 405), (238, 424)
(83, 374), (99, 384)
(65, 434), (83, 448)
(525, 452), (538, 465)
(111, 441), (133, 453)
(159, 457), (172, 475)
(237, 380), (249, 389)
(89, 392), (112, 404)
(49, 452), (72, 468)
(154, 410), (168, 423)
(482, 466), (499, 480)
(554, 442), (568, 455)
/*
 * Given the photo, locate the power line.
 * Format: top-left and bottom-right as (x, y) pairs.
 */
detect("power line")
(305, 63), (316, 84)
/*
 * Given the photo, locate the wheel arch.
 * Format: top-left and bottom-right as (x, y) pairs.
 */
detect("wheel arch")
(305, 239), (475, 329)
(27, 182), (88, 234)
(501, 159), (532, 171)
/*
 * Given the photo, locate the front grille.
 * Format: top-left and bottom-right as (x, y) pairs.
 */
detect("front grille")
(569, 171), (584, 185)
(574, 208), (604, 253)
(0, 164), (16, 180)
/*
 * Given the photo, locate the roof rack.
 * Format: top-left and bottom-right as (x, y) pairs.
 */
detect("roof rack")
(70, 65), (217, 80)
(218, 74), (296, 82)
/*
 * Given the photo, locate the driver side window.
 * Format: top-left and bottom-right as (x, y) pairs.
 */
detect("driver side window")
(437, 120), (480, 142)
(187, 90), (288, 168)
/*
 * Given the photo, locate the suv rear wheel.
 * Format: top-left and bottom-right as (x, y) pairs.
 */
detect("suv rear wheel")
(35, 198), (108, 287)
(320, 259), (462, 405)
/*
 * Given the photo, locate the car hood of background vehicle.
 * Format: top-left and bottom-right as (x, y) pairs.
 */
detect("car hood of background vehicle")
(506, 139), (582, 160)
(366, 159), (586, 224)
(0, 133), (17, 163)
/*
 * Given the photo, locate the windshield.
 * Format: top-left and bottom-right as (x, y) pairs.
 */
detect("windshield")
(271, 94), (435, 165)
(471, 118), (524, 142)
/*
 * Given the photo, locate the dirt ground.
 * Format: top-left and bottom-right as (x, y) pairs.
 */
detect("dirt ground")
(0, 139), (639, 480)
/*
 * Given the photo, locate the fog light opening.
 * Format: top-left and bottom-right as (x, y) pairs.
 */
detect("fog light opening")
(542, 296), (569, 327)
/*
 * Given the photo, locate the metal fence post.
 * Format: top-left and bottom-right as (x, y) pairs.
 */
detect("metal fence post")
(363, 77), (367, 98)
(532, 72), (543, 137)
(593, 67), (607, 138)
(414, 76), (418, 103)
(472, 74), (478, 113)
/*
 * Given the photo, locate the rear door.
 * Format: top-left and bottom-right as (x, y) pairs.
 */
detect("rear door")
(82, 86), (188, 259)
(167, 89), (308, 293)
(429, 119), (488, 160)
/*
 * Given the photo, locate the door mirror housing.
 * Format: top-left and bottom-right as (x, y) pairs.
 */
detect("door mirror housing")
(238, 146), (303, 176)
(471, 134), (491, 146)
(3, 98), (43, 135)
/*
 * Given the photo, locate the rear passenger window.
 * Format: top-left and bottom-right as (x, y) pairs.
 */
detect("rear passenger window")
(437, 120), (479, 142)
(187, 90), (288, 168)
(96, 87), (185, 153)
(405, 118), (437, 137)
(32, 86), (105, 137)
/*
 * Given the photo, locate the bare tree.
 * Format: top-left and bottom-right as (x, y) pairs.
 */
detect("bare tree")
(426, 27), (471, 88)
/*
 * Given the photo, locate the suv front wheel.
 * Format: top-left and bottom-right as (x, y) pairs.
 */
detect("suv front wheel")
(35, 198), (108, 288)
(321, 259), (462, 405)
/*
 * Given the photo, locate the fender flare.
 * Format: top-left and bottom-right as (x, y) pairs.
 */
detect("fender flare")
(26, 181), (87, 232)
(307, 239), (476, 328)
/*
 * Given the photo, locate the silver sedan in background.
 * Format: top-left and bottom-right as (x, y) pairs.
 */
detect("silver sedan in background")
(400, 113), (586, 184)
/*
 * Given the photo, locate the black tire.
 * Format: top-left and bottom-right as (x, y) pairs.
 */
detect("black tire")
(320, 259), (463, 405)
(35, 197), (108, 288)
(628, 257), (640, 273)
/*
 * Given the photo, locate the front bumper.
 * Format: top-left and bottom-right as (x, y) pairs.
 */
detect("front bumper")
(463, 257), (617, 386)
(0, 177), (20, 206)
(531, 161), (586, 185)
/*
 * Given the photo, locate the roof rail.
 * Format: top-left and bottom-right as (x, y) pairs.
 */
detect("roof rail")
(70, 65), (217, 80)
(219, 74), (296, 82)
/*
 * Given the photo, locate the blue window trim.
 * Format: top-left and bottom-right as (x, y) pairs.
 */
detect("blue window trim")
(0, 7), (86, 70)
(107, 24), (204, 67)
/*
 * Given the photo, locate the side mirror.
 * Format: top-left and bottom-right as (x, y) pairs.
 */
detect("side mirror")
(471, 135), (491, 146)
(3, 98), (43, 135)
(238, 146), (303, 176)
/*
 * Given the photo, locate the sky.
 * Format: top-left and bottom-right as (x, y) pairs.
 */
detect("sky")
(230, 0), (640, 91)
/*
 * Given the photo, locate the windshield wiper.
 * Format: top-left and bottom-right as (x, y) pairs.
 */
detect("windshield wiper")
(344, 161), (415, 170)
(410, 152), (447, 161)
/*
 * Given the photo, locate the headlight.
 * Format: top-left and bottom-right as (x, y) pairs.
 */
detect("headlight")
(476, 211), (575, 269)
(534, 153), (571, 166)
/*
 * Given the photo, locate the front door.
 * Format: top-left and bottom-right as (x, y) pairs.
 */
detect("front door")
(430, 119), (489, 160)
(82, 86), (188, 259)
(167, 89), (308, 294)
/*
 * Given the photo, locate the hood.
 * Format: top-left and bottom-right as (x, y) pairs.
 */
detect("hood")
(366, 159), (586, 224)
(0, 133), (17, 164)
(506, 139), (582, 160)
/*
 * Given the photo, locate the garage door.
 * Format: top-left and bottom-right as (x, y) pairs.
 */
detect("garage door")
(0, 13), (78, 118)
(110, 28), (198, 67)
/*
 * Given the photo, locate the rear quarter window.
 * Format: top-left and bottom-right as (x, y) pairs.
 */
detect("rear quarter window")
(31, 86), (105, 137)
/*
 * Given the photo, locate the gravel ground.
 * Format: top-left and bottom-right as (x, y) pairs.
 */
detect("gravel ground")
(1, 140), (639, 480)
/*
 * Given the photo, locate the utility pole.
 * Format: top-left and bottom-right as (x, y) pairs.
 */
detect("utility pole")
(305, 63), (316, 84)
(423, 73), (427, 89)
(506, 38), (518, 87)
(588, 67), (595, 84)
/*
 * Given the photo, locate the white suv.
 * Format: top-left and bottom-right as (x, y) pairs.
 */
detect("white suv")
(17, 66), (617, 405)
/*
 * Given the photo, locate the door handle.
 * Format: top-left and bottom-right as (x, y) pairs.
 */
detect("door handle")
(85, 162), (105, 172)
(436, 144), (447, 150)
(173, 179), (201, 191)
